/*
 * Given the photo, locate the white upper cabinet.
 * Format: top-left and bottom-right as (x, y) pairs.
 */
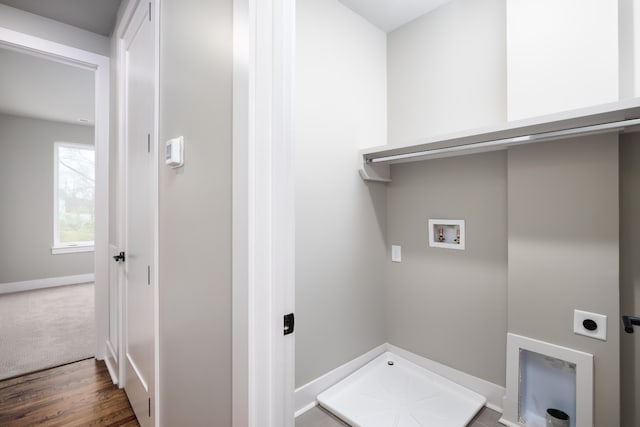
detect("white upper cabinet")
(507, 0), (619, 121)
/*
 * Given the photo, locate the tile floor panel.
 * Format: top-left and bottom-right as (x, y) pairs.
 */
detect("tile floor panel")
(468, 406), (503, 427)
(295, 405), (502, 427)
(296, 406), (349, 427)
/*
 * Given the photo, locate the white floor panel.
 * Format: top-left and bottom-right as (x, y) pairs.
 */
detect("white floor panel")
(317, 352), (486, 427)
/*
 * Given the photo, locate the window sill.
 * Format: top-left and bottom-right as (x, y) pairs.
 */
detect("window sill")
(51, 245), (95, 255)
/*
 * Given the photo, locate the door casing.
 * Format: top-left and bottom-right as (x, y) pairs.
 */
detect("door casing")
(232, 0), (296, 425)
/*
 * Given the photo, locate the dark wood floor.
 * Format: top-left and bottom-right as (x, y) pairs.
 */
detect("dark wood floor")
(0, 358), (139, 427)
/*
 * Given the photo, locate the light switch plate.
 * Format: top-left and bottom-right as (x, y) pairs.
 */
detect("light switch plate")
(574, 309), (607, 341)
(391, 245), (401, 263)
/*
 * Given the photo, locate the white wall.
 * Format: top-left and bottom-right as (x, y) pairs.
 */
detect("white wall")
(620, 0), (640, 99)
(0, 114), (94, 285)
(0, 4), (109, 56)
(507, 0), (619, 120)
(387, 0), (506, 144)
(295, 0), (388, 387)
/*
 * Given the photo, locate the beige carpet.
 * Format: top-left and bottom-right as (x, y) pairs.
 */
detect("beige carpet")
(0, 283), (96, 381)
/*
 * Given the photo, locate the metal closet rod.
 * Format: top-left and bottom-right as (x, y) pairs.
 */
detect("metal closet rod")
(366, 117), (640, 164)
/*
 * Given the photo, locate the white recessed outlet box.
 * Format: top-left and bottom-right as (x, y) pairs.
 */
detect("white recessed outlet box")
(391, 245), (401, 263)
(165, 136), (184, 168)
(573, 309), (607, 341)
(428, 219), (465, 250)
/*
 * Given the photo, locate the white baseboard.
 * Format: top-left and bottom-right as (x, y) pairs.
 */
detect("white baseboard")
(295, 343), (505, 418)
(0, 273), (95, 294)
(104, 351), (119, 386)
(105, 340), (119, 385)
(294, 343), (388, 417)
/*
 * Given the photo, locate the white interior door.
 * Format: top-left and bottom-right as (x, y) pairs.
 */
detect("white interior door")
(123, 2), (155, 425)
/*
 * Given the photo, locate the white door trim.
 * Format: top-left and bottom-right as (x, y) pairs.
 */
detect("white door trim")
(232, 0), (296, 425)
(0, 27), (110, 363)
(115, 0), (139, 389)
(115, 0), (160, 425)
(151, 1), (160, 425)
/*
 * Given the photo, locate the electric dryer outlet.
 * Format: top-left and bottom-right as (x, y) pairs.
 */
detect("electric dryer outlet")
(573, 309), (607, 341)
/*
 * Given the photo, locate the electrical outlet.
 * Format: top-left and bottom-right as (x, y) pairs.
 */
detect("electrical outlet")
(391, 245), (401, 263)
(573, 310), (607, 341)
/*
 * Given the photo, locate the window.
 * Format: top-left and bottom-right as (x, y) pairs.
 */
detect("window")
(53, 142), (95, 253)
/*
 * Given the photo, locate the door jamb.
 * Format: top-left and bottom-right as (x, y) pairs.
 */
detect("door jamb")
(0, 27), (111, 365)
(232, 0), (296, 425)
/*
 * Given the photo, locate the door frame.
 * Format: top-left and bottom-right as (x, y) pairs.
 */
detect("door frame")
(0, 28), (111, 363)
(115, 0), (160, 425)
(232, 0), (296, 425)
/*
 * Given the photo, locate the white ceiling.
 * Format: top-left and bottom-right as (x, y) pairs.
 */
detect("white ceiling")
(0, 47), (94, 125)
(0, 0), (122, 36)
(339, 0), (453, 32)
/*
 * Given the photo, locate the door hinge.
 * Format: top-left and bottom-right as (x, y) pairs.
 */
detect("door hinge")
(148, 397), (151, 417)
(148, 3), (151, 21)
(147, 265), (150, 285)
(147, 133), (150, 153)
(283, 313), (295, 335)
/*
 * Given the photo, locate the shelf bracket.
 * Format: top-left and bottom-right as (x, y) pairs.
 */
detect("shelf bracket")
(359, 159), (391, 183)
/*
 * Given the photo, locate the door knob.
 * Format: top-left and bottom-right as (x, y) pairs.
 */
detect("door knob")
(622, 316), (640, 334)
(113, 251), (126, 263)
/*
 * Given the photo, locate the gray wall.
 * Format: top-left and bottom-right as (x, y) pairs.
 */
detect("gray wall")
(386, 152), (508, 386)
(382, 0), (509, 387)
(296, 6), (625, 427)
(0, 114), (94, 284)
(0, 4), (109, 56)
(158, 0), (232, 426)
(620, 132), (640, 427)
(387, 0), (506, 144)
(295, 0), (388, 387)
(508, 134), (620, 427)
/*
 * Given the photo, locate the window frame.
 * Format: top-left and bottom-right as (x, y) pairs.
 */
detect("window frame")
(52, 141), (96, 254)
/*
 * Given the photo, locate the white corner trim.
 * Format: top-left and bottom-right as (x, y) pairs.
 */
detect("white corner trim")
(51, 245), (95, 254)
(0, 273), (95, 294)
(294, 343), (506, 418)
(386, 344), (505, 412)
(294, 343), (388, 417)
(0, 27), (109, 69)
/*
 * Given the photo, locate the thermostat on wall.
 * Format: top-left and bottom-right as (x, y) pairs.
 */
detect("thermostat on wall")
(165, 136), (184, 168)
